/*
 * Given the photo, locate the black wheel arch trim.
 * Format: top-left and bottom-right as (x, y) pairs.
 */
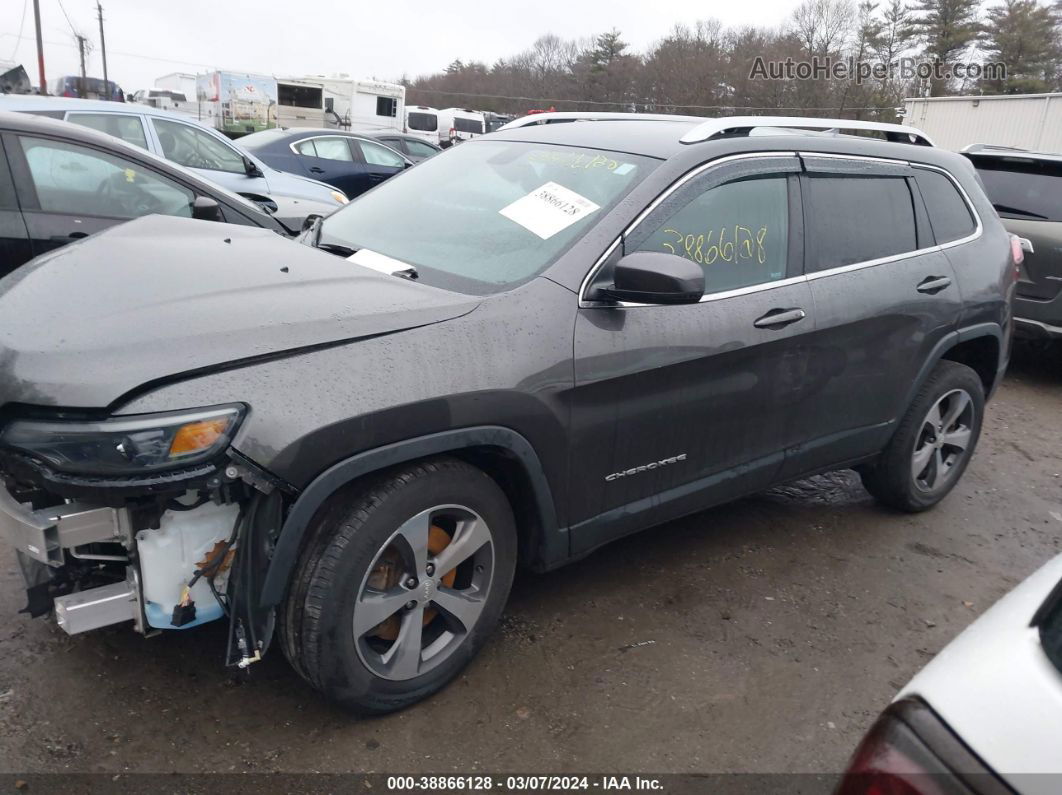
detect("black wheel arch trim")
(259, 425), (563, 608)
(900, 322), (1005, 416)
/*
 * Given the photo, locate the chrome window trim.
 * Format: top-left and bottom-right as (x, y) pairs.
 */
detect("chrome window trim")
(288, 134), (362, 158)
(578, 151), (798, 308)
(578, 153), (983, 309)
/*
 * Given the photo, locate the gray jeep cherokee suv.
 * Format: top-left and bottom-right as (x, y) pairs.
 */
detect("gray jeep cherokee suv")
(0, 114), (1014, 713)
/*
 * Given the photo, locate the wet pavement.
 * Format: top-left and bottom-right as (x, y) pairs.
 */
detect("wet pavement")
(1, 343), (1059, 775)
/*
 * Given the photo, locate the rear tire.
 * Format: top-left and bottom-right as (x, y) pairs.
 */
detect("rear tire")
(860, 360), (984, 512)
(279, 457), (517, 714)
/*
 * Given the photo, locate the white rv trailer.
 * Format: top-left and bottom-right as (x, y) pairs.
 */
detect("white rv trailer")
(903, 93), (1062, 152)
(277, 77), (326, 129)
(303, 76), (405, 131)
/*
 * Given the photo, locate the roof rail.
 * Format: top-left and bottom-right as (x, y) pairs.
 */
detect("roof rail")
(961, 142), (1030, 154)
(679, 116), (934, 146)
(496, 111), (934, 146)
(496, 111), (705, 131)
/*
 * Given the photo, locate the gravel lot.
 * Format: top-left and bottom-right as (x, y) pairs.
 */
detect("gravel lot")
(1, 343), (1059, 776)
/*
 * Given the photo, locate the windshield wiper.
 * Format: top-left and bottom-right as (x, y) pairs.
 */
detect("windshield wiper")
(993, 203), (1048, 220)
(316, 242), (358, 257)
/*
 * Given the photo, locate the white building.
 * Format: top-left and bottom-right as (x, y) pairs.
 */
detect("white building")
(903, 93), (1062, 152)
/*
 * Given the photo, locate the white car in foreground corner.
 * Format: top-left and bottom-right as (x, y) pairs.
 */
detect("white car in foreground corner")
(838, 553), (1062, 795)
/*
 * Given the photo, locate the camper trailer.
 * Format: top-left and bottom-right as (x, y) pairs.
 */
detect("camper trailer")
(196, 71), (277, 137)
(306, 76), (406, 131)
(277, 77), (325, 129)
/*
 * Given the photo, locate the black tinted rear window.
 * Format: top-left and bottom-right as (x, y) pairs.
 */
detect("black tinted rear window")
(915, 169), (977, 242)
(969, 156), (1062, 223)
(453, 117), (483, 134)
(805, 175), (917, 271)
(407, 112), (437, 132)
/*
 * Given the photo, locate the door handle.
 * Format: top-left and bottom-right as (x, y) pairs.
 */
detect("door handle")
(309, 167), (325, 174)
(916, 276), (952, 294)
(753, 307), (806, 329)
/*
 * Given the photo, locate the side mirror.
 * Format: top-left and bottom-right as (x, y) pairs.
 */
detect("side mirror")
(243, 156), (264, 177)
(598, 251), (704, 305)
(191, 196), (223, 222)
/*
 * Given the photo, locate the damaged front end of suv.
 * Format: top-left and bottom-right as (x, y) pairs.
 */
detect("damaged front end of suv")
(0, 214), (481, 677)
(0, 403), (283, 667)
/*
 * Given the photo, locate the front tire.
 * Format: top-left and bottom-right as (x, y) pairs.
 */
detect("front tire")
(280, 457), (517, 714)
(860, 360), (984, 512)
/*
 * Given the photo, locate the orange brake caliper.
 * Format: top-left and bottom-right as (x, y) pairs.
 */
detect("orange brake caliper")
(368, 525), (457, 641)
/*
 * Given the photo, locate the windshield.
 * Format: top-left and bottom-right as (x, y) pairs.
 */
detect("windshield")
(971, 156), (1062, 222)
(318, 140), (658, 294)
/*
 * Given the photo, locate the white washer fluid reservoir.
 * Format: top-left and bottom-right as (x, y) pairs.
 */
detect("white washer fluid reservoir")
(137, 500), (240, 630)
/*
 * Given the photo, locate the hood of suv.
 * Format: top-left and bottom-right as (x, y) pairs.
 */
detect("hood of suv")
(0, 216), (479, 409)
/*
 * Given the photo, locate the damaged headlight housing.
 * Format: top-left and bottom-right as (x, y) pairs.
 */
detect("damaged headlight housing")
(0, 405), (244, 475)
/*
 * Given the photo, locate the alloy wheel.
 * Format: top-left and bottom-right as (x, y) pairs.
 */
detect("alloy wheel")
(911, 388), (975, 493)
(354, 504), (495, 681)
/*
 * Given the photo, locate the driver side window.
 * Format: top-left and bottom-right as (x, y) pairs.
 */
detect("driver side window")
(633, 175), (790, 295)
(152, 118), (246, 174)
(19, 136), (194, 219)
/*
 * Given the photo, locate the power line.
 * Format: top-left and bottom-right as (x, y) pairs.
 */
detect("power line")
(0, 32), (214, 68)
(8, 0), (28, 61)
(55, 0), (78, 36)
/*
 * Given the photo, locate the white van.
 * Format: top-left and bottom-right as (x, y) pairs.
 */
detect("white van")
(405, 105), (442, 146)
(437, 107), (486, 147)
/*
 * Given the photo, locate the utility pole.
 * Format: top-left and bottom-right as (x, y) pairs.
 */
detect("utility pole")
(96, 1), (110, 100)
(32, 0), (47, 94)
(76, 35), (88, 99)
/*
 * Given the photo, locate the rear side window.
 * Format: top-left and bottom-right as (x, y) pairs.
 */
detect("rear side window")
(915, 169), (977, 242)
(634, 176), (790, 294)
(453, 117), (483, 134)
(407, 112), (438, 132)
(968, 157), (1062, 223)
(805, 175), (917, 271)
(356, 140), (405, 168)
(376, 97), (398, 118)
(405, 140), (438, 158)
(295, 137), (353, 162)
(66, 112), (148, 150)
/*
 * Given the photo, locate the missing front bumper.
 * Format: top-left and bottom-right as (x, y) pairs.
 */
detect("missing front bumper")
(0, 485), (132, 567)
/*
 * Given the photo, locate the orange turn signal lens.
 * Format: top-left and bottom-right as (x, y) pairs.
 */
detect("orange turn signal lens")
(168, 418), (231, 458)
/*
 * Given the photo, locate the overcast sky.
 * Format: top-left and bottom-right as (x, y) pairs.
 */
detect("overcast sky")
(2, 0), (795, 92)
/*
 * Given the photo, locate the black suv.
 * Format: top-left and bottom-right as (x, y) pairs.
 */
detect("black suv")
(0, 114), (1014, 713)
(962, 144), (1062, 339)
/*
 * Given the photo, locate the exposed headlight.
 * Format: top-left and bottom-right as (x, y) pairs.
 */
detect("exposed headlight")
(0, 405), (244, 475)
(330, 190), (348, 204)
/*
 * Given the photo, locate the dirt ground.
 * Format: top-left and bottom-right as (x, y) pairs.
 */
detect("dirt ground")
(0, 343), (1059, 776)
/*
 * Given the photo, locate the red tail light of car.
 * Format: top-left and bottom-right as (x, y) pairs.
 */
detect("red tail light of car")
(835, 699), (1012, 795)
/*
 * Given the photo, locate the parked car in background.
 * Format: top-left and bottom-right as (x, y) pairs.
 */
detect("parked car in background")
(405, 105), (442, 146)
(0, 114), (1013, 715)
(238, 127), (411, 199)
(437, 107), (485, 146)
(963, 144), (1062, 341)
(837, 552), (1062, 794)
(0, 111), (288, 276)
(50, 75), (123, 101)
(0, 95), (347, 227)
(483, 111), (515, 132)
(351, 130), (441, 162)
